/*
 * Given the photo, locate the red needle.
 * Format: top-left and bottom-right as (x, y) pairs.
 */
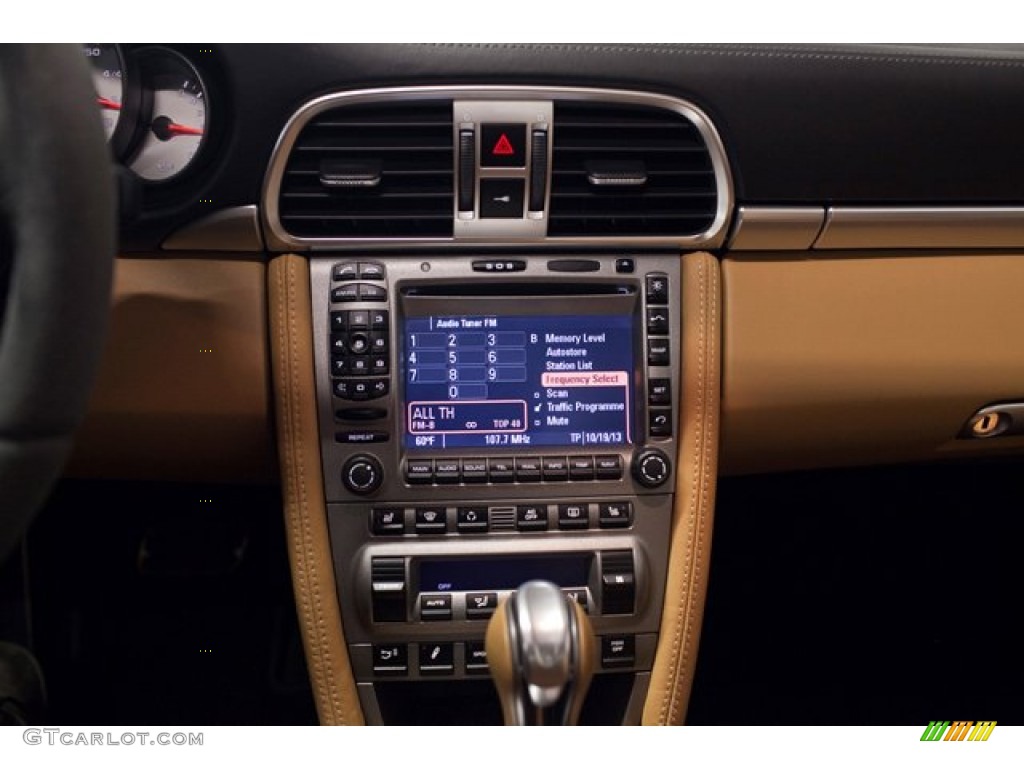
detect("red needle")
(164, 122), (204, 137)
(97, 96), (121, 110)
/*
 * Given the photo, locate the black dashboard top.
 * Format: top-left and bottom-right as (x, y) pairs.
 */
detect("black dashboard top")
(118, 43), (1024, 251)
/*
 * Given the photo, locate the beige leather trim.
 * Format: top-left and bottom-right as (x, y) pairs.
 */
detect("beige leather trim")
(642, 252), (721, 725)
(67, 257), (276, 482)
(721, 253), (1024, 475)
(268, 254), (363, 726)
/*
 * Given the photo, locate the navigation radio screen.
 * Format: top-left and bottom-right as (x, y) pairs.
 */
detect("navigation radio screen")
(402, 313), (634, 450)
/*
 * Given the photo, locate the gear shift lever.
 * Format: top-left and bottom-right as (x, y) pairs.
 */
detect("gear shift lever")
(485, 580), (597, 725)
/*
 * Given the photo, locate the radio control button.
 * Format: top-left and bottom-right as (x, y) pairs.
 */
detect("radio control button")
(358, 283), (388, 301)
(418, 642), (454, 675)
(369, 331), (388, 353)
(514, 456), (542, 482)
(330, 333), (347, 356)
(542, 456), (569, 481)
(461, 459), (488, 483)
(371, 507), (405, 535)
(645, 273), (669, 305)
(415, 506), (447, 534)
(647, 339), (670, 367)
(465, 641), (489, 675)
(488, 458), (515, 483)
(406, 459), (434, 485)
(367, 378), (389, 399)
(599, 501), (633, 528)
(349, 357), (370, 375)
(434, 459), (460, 484)
(330, 284), (359, 303)
(347, 332), (370, 355)
(420, 594), (453, 621)
(336, 406), (387, 421)
(466, 592), (499, 619)
(516, 504), (549, 531)
(568, 456), (595, 481)
(648, 378), (671, 405)
(649, 409), (673, 437)
(370, 309), (389, 329)
(558, 503), (590, 530)
(330, 357), (348, 377)
(337, 430), (389, 445)
(646, 306), (670, 336)
(370, 355), (389, 374)
(372, 643), (408, 676)
(342, 455), (383, 495)
(456, 506), (489, 533)
(594, 455), (623, 479)
(359, 262), (385, 280)
(332, 262), (359, 282)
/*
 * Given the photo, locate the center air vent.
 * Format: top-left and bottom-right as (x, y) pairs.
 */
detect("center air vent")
(548, 101), (719, 237)
(277, 100), (454, 238)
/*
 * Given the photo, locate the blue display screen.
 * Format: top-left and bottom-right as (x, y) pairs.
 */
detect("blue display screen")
(402, 313), (635, 450)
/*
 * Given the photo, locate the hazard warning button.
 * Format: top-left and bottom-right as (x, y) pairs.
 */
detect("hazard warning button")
(481, 123), (526, 167)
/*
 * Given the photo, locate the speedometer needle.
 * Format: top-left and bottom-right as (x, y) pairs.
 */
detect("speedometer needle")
(97, 97), (121, 110)
(152, 115), (204, 140)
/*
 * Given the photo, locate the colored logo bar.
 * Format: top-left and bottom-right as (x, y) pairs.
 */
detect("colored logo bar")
(920, 721), (996, 741)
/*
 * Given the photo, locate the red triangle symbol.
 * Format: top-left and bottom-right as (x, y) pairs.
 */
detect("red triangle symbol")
(492, 133), (515, 156)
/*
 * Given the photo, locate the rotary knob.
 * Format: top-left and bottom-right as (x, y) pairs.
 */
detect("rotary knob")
(342, 454), (383, 495)
(631, 448), (671, 488)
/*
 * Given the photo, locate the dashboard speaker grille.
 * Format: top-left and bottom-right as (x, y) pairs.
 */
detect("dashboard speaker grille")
(548, 101), (718, 237)
(278, 100), (454, 238)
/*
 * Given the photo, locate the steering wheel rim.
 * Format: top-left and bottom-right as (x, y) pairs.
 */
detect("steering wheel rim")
(0, 45), (115, 561)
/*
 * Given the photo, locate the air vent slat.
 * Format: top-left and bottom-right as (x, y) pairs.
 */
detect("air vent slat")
(549, 101), (719, 238)
(277, 100), (454, 238)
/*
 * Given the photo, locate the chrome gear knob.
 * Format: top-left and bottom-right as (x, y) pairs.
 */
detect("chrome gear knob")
(485, 580), (597, 725)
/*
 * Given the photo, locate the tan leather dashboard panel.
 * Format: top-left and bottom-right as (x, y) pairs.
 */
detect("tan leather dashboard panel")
(67, 257), (276, 483)
(721, 253), (1024, 475)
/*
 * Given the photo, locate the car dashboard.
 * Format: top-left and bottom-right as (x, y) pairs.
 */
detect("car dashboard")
(31, 43), (1024, 726)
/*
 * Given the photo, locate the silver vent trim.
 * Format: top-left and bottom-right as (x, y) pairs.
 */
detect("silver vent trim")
(261, 86), (733, 251)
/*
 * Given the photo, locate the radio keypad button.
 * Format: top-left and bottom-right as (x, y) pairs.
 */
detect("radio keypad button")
(372, 643), (408, 676)
(541, 456), (569, 481)
(369, 331), (388, 353)
(414, 506), (447, 534)
(516, 504), (549, 531)
(330, 333), (347, 356)
(367, 378), (389, 399)
(466, 592), (499, 619)
(599, 501), (633, 528)
(370, 309), (389, 329)
(461, 459), (488, 483)
(347, 310), (370, 329)
(568, 456), (595, 481)
(420, 594), (453, 621)
(370, 355), (389, 374)
(406, 459), (434, 485)
(514, 456), (542, 482)
(330, 310), (348, 331)
(371, 507), (405, 535)
(456, 506), (489, 532)
(330, 357), (348, 377)
(594, 455), (623, 479)
(349, 357), (370, 375)
(558, 503), (590, 530)
(418, 642), (454, 675)
(488, 458), (515, 483)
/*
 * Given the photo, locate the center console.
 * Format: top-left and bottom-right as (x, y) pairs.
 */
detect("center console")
(310, 253), (681, 724)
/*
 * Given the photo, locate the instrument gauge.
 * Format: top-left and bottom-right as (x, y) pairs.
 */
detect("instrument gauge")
(128, 48), (209, 183)
(83, 43), (125, 142)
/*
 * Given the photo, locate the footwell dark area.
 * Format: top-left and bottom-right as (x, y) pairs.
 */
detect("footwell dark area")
(23, 481), (317, 725)
(687, 461), (1024, 725)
